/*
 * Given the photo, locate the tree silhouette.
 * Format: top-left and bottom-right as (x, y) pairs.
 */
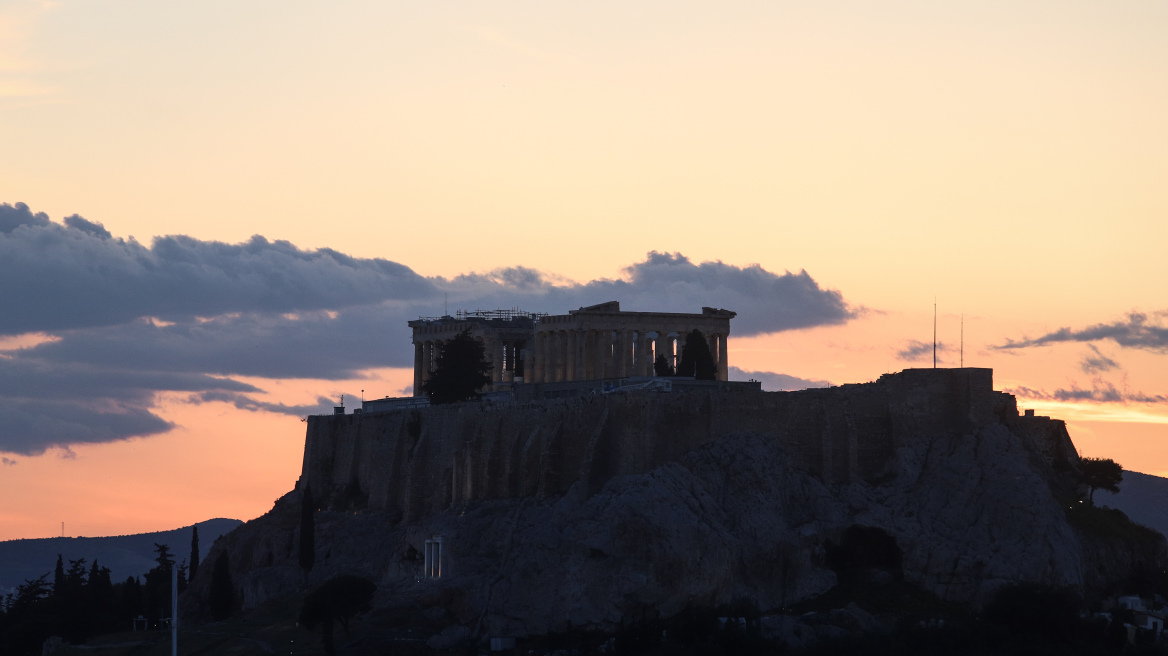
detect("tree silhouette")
(208, 551), (234, 621)
(298, 576), (376, 656)
(653, 353), (674, 377)
(676, 330), (716, 380)
(52, 554), (64, 595)
(299, 485), (316, 584)
(1080, 457), (1123, 503)
(188, 525), (200, 582)
(420, 330), (492, 404)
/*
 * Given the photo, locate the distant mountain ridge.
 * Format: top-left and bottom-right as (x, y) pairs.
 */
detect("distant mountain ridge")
(0, 518), (242, 595)
(1100, 470), (1168, 540)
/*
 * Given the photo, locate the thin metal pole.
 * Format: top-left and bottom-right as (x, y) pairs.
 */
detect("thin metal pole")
(171, 562), (178, 656)
(933, 300), (937, 369)
(960, 314), (964, 368)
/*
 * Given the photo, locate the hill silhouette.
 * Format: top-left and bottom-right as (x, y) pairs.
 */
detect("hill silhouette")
(0, 518), (241, 595)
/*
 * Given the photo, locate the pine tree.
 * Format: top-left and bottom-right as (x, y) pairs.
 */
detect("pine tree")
(299, 485), (316, 583)
(189, 525), (200, 582)
(420, 330), (493, 404)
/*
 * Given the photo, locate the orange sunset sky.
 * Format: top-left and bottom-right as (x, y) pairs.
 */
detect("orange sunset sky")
(2, 1), (1167, 541)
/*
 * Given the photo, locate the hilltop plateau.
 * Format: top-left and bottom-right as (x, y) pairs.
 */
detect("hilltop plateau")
(179, 369), (1166, 651)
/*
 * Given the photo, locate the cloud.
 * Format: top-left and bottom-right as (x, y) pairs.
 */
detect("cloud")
(0, 201), (49, 233)
(896, 340), (950, 362)
(0, 203), (436, 335)
(0, 203), (860, 453)
(729, 366), (831, 392)
(1006, 382), (1168, 405)
(187, 391), (337, 417)
(0, 397), (173, 456)
(1080, 344), (1120, 374)
(995, 311), (1168, 353)
(1, 457), (16, 466)
(0, 356), (257, 455)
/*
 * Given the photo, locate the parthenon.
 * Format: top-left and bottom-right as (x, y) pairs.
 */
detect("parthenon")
(408, 301), (736, 396)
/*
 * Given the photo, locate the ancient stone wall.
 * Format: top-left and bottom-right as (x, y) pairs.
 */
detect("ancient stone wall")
(300, 368), (1038, 522)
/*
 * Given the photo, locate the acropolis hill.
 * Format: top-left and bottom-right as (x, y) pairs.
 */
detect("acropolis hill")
(182, 307), (1167, 645)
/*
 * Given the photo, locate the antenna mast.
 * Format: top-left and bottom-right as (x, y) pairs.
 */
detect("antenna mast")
(960, 314), (964, 368)
(933, 299), (937, 369)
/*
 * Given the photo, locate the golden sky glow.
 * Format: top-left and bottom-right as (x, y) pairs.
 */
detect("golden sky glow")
(3, 1), (1168, 540)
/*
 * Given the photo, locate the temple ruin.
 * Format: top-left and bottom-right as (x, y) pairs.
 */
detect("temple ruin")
(408, 301), (736, 396)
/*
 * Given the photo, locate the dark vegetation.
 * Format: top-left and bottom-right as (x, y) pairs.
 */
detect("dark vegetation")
(208, 551), (234, 621)
(654, 353), (675, 377)
(676, 329), (717, 380)
(0, 543), (187, 655)
(297, 575), (376, 655)
(420, 329), (492, 404)
(1081, 457), (1124, 504)
(299, 484), (316, 584)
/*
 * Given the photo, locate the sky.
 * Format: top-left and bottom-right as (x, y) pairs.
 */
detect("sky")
(2, 0), (1167, 541)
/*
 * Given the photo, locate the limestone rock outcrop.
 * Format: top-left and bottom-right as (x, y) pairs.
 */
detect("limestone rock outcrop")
(181, 368), (1165, 640)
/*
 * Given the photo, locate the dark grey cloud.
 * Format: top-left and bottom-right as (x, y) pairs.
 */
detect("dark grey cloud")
(0, 202), (50, 233)
(0, 356), (260, 456)
(1, 457), (16, 466)
(447, 252), (855, 337)
(1007, 382), (1168, 405)
(1080, 345), (1120, 374)
(896, 340), (951, 362)
(729, 366), (831, 392)
(0, 203), (436, 335)
(995, 311), (1168, 353)
(0, 203), (860, 454)
(63, 214), (112, 239)
(187, 391), (337, 417)
(0, 398), (174, 456)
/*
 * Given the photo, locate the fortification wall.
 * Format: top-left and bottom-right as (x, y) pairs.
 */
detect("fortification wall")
(298, 368), (1053, 524)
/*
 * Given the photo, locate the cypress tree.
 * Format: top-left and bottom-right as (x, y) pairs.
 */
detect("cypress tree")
(299, 485), (316, 583)
(189, 525), (200, 582)
(676, 329), (717, 380)
(208, 552), (233, 621)
(53, 554), (64, 596)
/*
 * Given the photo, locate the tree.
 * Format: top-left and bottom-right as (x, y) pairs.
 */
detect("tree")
(143, 544), (175, 627)
(676, 329), (717, 380)
(52, 555), (64, 596)
(420, 330), (492, 404)
(208, 552), (234, 621)
(653, 353), (674, 377)
(298, 576), (376, 656)
(299, 485), (316, 583)
(189, 525), (200, 582)
(1080, 457), (1123, 503)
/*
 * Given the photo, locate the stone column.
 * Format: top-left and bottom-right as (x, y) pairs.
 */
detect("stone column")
(619, 330), (633, 378)
(413, 342), (424, 396)
(420, 342), (433, 384)
(565, 330), (577, 381)
(584, 330), (597, 379)
(558, 331), (568, 382)
(487, 336), (502, 384)
(637, 331), (652, 376)
(717, 334), (729, 381)
(535, 332), (547, 383)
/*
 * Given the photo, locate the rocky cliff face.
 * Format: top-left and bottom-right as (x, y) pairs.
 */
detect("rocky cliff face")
(182, 368), (1165, 638)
